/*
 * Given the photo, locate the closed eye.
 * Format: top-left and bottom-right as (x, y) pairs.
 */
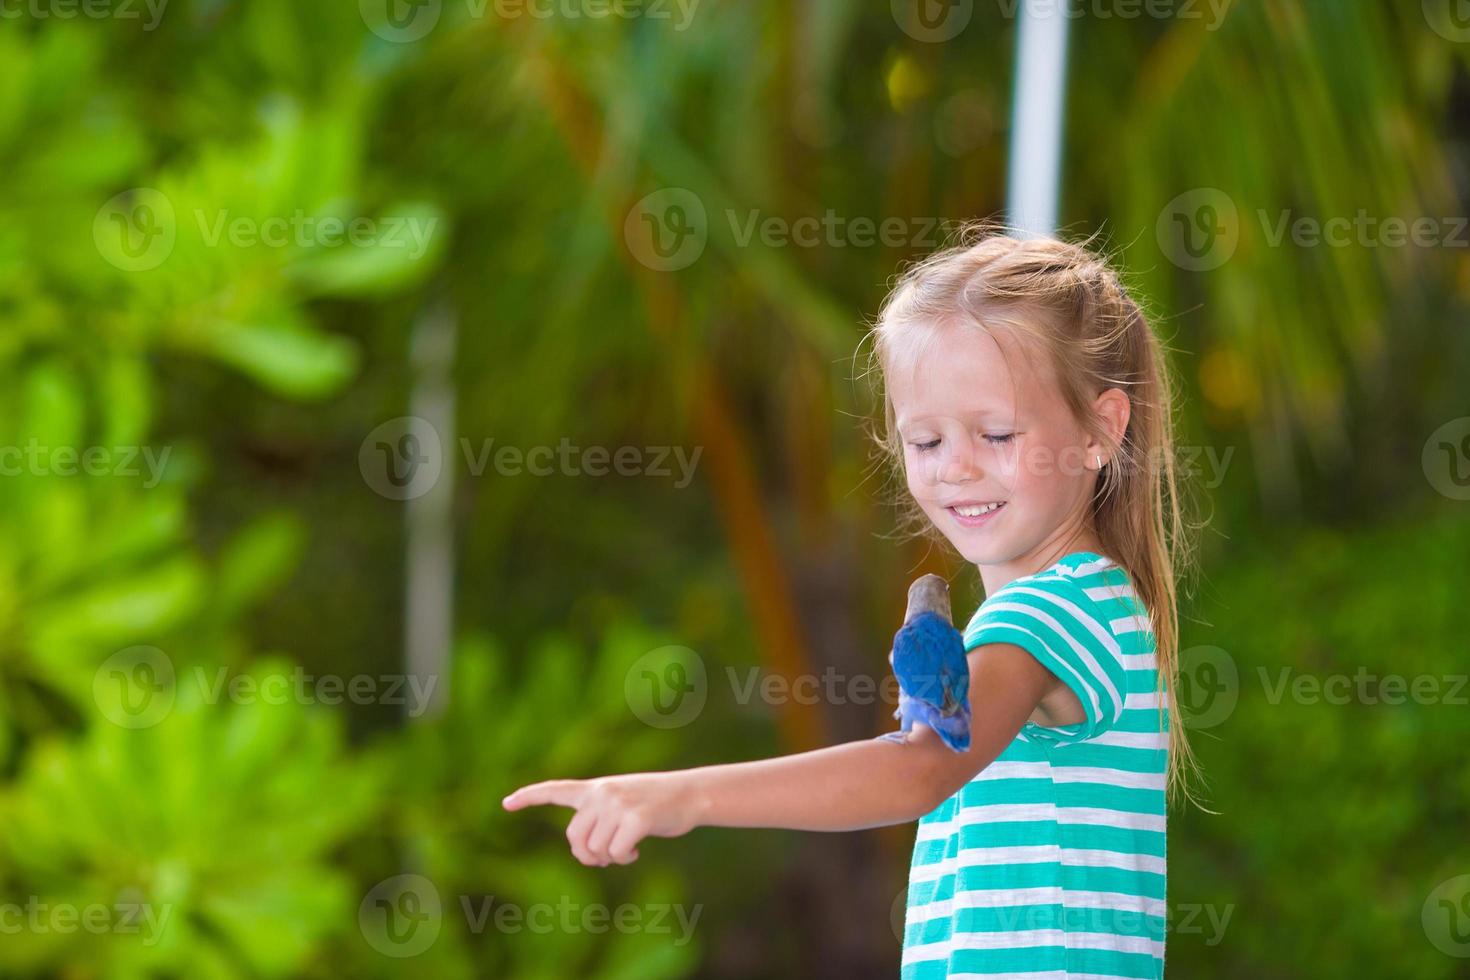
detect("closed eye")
(984, 433), (1015, 445)
(910, 438), (941, 452)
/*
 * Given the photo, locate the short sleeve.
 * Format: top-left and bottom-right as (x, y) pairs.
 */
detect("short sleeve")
(963, 575), (1127, 744)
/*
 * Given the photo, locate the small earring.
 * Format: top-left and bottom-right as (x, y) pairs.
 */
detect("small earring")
(1095, 455), (1104, 470)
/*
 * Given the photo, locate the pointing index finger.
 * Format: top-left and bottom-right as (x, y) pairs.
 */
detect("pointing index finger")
(502, 780), (586, 811)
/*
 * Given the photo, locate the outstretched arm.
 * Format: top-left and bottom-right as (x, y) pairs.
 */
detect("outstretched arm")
(502, 642), (1055, 866)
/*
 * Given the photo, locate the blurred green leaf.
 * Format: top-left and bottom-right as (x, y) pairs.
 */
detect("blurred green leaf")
(195, 313), (360, 400)
(214, 511), (306, 620)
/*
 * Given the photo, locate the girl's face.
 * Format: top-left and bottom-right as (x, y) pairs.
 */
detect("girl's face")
(888, 320), (1117, 578)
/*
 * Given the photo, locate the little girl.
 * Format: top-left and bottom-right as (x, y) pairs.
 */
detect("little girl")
(504, 229), (1194, 979)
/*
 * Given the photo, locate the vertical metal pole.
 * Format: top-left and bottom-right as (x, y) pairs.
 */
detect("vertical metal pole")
(1006, 3), (1071, 236)
(405, 297), (455, 721)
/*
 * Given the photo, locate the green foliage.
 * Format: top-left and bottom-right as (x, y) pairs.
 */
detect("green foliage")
(336, 630), (698, 979)
(0, 356), (197, 751)
(0, 2), (1463, 978)
(0, 16), (699, 976)
(1173, 515), (1470, 979)
(0, 661), (381, 978)
(94, 93), (444, 398)
(1104, 4), (1466, 510)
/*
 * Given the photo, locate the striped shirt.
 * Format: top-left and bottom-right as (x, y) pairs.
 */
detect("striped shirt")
(901, 551), (1168, 980)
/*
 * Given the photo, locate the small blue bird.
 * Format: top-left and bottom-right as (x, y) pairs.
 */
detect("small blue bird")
(887, 574), (971, 752)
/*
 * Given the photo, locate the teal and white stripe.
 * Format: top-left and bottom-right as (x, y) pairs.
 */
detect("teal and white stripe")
(901, 552), (1168, 980)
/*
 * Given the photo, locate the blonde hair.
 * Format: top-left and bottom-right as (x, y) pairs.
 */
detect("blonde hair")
(867, 223), (1202, 808)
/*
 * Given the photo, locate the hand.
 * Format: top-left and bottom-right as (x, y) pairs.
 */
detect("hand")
(502, 772), (702, 867)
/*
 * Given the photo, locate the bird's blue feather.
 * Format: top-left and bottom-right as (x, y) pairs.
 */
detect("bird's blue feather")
(890, 610), (971, 752)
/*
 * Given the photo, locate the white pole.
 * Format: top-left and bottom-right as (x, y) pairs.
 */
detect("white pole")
(1006, 3), (1071, 236)
(405, 298), (455, 721)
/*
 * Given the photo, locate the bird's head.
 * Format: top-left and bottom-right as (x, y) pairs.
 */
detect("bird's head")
(904, 574), (952, 625)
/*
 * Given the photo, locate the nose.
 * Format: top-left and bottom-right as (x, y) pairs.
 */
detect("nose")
(935, 434), (981, 486)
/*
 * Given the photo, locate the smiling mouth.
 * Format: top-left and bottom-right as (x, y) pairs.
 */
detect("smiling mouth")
(946, 501), (1006, 525)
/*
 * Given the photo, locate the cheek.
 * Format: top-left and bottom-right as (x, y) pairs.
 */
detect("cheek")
(904, 461), (952, 516)
(903, 456), (929, 500)
(902, 448), (937, 496)
(1005, 436), (1056, 498)
(1013, 431), (1089, 500)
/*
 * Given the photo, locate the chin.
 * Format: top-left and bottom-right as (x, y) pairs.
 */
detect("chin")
(954, 540), (1006, 566)
(932, 525), (1008, 565)
(935, 522), (1025, 568)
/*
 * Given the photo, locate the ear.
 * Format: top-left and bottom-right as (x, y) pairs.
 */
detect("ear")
(1084, 388), (1131, 469)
